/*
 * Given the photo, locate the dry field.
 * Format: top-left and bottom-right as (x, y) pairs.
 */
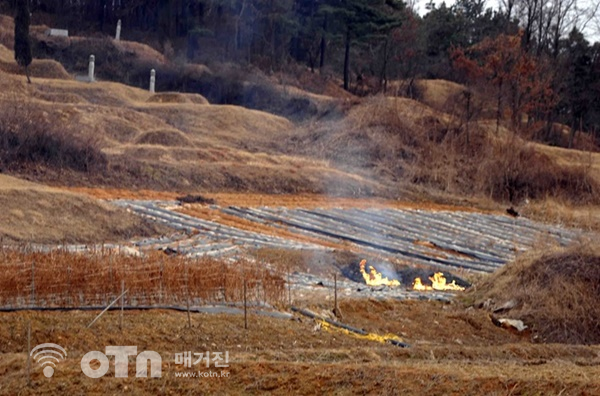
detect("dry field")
(0, 243), (598, 395)
(1, 299), (599, 395)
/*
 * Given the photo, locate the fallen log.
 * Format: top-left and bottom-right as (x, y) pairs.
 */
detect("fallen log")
(291, 306), (410, 348)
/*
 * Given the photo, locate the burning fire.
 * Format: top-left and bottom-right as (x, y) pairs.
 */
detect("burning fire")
(412, 272), (466, 291)
(359, 259), (400, 287)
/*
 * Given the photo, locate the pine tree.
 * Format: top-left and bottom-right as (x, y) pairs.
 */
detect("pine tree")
(561, 29), (593, 148)
(320, 0), (403, 91)
(14, 0), (32, 84)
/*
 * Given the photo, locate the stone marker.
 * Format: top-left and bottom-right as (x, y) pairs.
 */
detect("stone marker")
(115, 19), (121, 41)
(150, 69), (156, 93)
(88, 55), (95, 82)
(45, 28), (69, 37)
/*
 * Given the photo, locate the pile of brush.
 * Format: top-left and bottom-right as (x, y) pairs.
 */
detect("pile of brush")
(468, 244), (600, 344)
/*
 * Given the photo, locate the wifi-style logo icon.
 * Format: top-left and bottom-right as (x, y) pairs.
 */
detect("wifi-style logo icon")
(30, 343), (67, 378)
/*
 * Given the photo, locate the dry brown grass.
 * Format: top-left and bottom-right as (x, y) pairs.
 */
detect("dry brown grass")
(0, 97), (107, 173)
(294, 95), (600, 204)
(522, 199), (600, 232)
(111, 39), (169, 65)
(476, 138), (599, 204)
(0, 174), (163, 243)
(0, 55), (379, 194)
(0, 58), (71, 80)
(467, 244), (600, 344)
(1, 299), (600, 394)
(413, 79), (468, 112)
(272, 66), (356, 100)
(1, 28), (599, 206)
(135, 129), (194, 147)
(0, 248), (285, 308)
(535, 142), (600, 182)
(0, 15), (14, 49)
(146, 92), (209, 104)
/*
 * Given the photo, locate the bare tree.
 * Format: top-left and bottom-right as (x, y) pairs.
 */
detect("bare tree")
(504, 0), (600, 54)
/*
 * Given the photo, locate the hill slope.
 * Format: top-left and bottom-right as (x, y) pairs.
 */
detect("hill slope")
(1, 29), (599, 207)
(0, 48), (381, 195)
(0, 174), (162, 243)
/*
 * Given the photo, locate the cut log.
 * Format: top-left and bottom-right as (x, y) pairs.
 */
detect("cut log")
(291, 306), (410, 348)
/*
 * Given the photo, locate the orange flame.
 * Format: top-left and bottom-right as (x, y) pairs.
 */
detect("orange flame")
(359, 259), (400, 287)
(412, 272), (465, 291)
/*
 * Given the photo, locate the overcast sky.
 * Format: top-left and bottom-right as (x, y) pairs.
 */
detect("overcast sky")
(413, 0), (600, 43)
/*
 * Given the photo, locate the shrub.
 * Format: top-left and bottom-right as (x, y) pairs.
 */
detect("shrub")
(0, 99), (107, 172)
(298, 96), (600, 204)
(478, 141), (599, 204)
(468, 245), (600, 344)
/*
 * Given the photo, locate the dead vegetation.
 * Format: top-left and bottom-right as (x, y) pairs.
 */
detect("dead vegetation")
(146, 92), (209, 104)
(0, 55), (376, 194)
(135, 129), (193, 147)
(28, 28), (347, 121)
(0, 97), (106, 173)
(522, 199), (600, 232)
(1, 299), (600, 395)
(0, 21), (599, 209)
(0, 248), (285, 308)
(467, 244), (600, 344)
(0, 174), (164, 243)
(0, 58), (70, 79)
(293, 95), (600, 205)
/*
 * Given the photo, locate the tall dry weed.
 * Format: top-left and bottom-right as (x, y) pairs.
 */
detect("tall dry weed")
(468, 244), (600, 344)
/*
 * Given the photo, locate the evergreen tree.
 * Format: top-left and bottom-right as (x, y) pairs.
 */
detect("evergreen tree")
(14, 0), (32, 84)
(320, 0), (403, 91)
(560, 29), (593, 147)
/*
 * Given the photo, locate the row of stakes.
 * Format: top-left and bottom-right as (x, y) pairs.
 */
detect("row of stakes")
(87, 19), (156, 93)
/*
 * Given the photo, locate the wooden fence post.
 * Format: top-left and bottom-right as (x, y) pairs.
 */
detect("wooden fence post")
(31, 261), (35, 306)
(287, 265), (292, 307)
(334, 273), (338, 315)
(244, 279), (248, 330)
(26, 321), (31, 387)
(120, 280), (124, 330)
(186, 261), (192, 329)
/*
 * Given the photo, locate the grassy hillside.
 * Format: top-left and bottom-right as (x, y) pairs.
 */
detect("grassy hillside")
(0, 174), (163, 243)
(0, 17), (599, 211)
(0, 46), (380, 195)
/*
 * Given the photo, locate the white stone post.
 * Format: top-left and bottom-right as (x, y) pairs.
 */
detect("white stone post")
(88, 55), (95, 82)
(149, 69), (156, 93)
(115, 19), (122, 41)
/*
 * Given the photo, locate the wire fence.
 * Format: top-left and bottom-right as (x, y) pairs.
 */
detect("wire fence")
(0, 247), (287, 309)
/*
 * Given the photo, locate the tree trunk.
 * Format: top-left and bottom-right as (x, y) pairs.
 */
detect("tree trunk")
(25, 65), (31, 84)
(568, 117), (579, 148)
(496, 80), (503, 134)
(379, 38), (389, 93)
(343, 27), (350, 91)
(319, 16), (327, 70)
(465, 90), (471, 145)
(234, 0), (247, 52)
